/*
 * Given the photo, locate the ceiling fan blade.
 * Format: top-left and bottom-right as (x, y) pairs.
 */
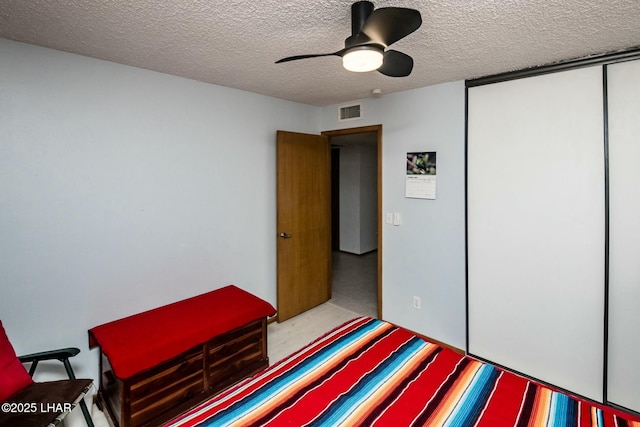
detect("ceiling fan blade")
(275, 52), (341, 64)
(361, 7), (422, 47)
(377, 50), (413, 77)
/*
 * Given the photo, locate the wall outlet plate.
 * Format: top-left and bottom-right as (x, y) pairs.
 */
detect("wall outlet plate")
(412, 296), (421, 309)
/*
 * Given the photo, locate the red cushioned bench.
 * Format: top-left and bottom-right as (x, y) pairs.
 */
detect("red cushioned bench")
(89, 285), (276, 427)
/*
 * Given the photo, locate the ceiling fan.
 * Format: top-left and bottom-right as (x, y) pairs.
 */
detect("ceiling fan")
(275, 1), (422, 77)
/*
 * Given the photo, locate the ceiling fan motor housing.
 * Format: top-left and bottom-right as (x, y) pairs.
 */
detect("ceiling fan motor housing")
(351, 1), (375, 35)
(346, 2), (382, 51)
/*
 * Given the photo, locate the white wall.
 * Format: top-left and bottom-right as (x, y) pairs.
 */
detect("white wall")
(321, 82), (467, 349)
(0, 39), (320, 388)
(338, 143), (377, 254)
(0, 39), (468, 405)
(358, 143), (378, 253)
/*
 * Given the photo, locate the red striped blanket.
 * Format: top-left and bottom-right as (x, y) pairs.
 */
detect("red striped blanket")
(166, 317), (640, 427)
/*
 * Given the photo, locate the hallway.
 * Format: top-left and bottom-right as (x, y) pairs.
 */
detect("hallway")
(330, 250), (378, 318)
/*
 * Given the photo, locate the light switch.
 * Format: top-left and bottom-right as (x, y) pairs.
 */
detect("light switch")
(393, 212), (401, 226)
(386, 213), (393, 224)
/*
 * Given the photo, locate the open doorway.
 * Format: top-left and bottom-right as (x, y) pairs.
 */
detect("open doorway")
(323, 126), (381, 319)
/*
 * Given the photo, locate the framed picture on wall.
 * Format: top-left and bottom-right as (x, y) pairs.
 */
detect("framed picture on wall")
(406, 151), (436, 199)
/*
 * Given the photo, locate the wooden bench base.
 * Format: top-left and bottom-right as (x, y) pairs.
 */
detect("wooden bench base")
(97, 318), (268, 427)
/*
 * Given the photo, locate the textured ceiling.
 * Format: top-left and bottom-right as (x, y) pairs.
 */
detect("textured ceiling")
(1, 0), (640, 106)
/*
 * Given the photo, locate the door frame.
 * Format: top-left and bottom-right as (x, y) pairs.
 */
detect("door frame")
(322, 125), (383, 319)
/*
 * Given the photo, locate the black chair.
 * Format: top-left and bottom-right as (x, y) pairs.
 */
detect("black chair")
(0, 347), (94, 427)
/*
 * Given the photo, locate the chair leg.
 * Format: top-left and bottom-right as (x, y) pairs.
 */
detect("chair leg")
(62, 358), (77, 380)
(62, 358), (95, 427)
(28, 360), (39, 376)
(78, 399), (95, 427)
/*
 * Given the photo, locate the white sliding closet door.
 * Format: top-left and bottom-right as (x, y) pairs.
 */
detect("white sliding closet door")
(607, 59), (640, 413)
(467, 66), (605, 401)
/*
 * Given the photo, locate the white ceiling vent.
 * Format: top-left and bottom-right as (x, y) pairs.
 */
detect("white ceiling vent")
(339, 103), (362, 122)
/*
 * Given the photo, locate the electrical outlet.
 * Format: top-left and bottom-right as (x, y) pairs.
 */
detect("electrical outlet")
(412, 296), (421, 309)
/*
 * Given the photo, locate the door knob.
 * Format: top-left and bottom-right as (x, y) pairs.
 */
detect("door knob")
(279, 232), (292, 238)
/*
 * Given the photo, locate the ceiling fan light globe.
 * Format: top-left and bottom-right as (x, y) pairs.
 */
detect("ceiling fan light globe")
(343, 47), (384, 72)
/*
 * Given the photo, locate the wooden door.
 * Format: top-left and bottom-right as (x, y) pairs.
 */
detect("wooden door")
(276, 131), (331, 322)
